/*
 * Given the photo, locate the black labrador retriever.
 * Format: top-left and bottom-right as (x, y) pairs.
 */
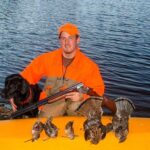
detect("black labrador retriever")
(0, 74), (41, 118)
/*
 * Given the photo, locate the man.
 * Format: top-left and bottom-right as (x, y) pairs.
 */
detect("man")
(10, 22), (116, 117)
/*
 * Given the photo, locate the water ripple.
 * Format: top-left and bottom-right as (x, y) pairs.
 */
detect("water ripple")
(0, 0), (150, 117)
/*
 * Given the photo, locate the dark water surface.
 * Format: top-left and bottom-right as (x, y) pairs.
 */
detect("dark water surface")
(0, 0), (150, 117)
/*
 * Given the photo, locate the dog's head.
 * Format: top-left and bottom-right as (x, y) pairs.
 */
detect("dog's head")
(1, 74), (30, 107)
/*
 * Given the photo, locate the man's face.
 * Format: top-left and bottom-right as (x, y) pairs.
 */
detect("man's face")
(59, 32), (80, 55)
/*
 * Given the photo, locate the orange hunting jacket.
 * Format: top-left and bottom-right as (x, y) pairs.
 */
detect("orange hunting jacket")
(20, 48), (105, 100)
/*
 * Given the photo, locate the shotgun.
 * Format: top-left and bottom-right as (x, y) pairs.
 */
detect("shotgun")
(10, 82), (88, 119)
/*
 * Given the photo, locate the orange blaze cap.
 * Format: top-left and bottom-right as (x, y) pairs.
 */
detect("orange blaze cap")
(58, 23), (80, 36)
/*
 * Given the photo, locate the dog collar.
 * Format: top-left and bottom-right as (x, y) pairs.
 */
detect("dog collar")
(20, 88), (33, 105)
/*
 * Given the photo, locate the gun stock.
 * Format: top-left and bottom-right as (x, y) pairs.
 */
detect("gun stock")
(10, 82), (85, 119)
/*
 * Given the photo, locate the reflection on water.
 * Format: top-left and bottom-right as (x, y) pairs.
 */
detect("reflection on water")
(0, 0), (150, 117)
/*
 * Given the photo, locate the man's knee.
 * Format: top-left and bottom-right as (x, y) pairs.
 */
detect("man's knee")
(39, 100), (67, 117)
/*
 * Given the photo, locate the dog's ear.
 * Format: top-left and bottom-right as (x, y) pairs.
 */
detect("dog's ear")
(21, 78), (30, 95)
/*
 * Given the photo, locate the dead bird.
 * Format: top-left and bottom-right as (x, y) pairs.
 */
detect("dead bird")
(75, 96), (107, 144)
(25, 121), (44, 142)
(43, 117), (58, 139)
(112, 97), (135, 143)
(83, 112), (107, 144)
(75, 96), (103, 118)
(64, 121), (75, 140)
(112, 113), (129, 143)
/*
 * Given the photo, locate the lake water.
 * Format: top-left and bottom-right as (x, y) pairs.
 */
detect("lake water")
(0, 0), (150, 117)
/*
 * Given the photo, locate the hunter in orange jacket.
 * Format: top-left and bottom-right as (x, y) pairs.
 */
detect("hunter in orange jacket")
(19, 23), (106, 116)
(20, 47), (105, 99)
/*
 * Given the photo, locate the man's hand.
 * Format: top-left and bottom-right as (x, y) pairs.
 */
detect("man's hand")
(9, 98), (17, 112)
(65, 92), (83, 102)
